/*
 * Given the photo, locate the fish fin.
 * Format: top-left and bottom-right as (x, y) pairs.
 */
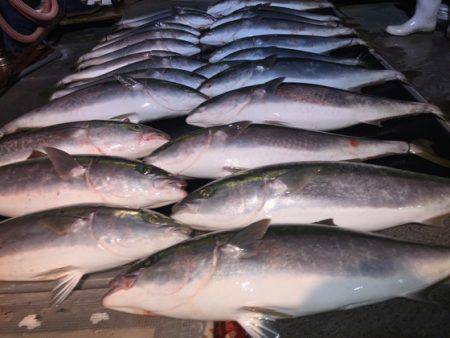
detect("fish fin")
(263, 77), (284, 93)
(404, 277), (449, 308)
(110, 113), (140, 123)
(314, 218), (336, 226)
(222, 219), (271, 258)
(237, 311), (280, 338)
(241, 306), (294, 319)
(27, 150), (47, 159)
(260, 55), (277, 68)
(420, 213), (450, 227)
(43, 147), (86, 180)
(50, 269), (84, 305)
(115, 75), (145, 91)
(362, 120), (383, 127)
(225, 121), (252, 137)
(223, 166), (248, 175)
(409, 140), (450, 168)
(263, 120), (290, 128)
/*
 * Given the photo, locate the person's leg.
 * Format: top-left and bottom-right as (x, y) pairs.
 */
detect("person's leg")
(386, 0), (442, 36)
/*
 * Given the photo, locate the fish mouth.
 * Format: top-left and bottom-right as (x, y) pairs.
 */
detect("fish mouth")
(171, 201), (199, 218)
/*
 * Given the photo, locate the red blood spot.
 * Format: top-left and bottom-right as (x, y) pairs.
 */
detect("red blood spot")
(350, 139), (359, 148)
(214, 321), (250, 338)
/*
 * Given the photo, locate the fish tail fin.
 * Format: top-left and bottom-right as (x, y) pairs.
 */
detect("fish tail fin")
(50, 270), (84, 306)
(411, 102), (446, 121)
(350, 38), (367, 47)
(408, 140), (450, 168)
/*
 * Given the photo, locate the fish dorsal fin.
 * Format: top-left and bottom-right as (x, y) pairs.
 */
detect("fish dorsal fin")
(110, 113), (140, 123)
(43, 147), (86, 180)
(27, 150), (47, 159)
(115, 75), (145, 91)
(261, 55), (277, 68)
(264, 77), (284, 92)
(253, 77), (284, 98)
(222, 219), (270, 258)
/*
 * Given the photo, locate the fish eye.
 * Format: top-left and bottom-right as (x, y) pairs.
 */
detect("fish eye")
(147, 213), (159, 223)
(131, 124), (142, 132)
(136, 163), (152, 175)
(199, 188), (210, 198)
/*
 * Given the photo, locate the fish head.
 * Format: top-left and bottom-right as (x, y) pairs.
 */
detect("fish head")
(171, 171), (269, 230)
(198, 63), (254, 97)
(88, 121), (170, 158)
(103, 234), (219, 315)
(136, 164), (188, 208)
(187, 87), (254, 127)
(92, 207), (192, 261)
(145, 128), (213, 176)
(90, 160), (187, 208)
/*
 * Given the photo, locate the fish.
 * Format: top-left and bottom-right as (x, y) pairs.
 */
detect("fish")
(51, 68), (206, 100)
(166, 12), (216, 30)
(77, 50), (180, 70)
(2, 77), (207, 134)
(209, 8), (339, 29)
(116, 8), (172, 28)
(117, 7), (172, 27)
(210, 10), (338, 29)
(103, 220), (450, 338)
(62, 58), (206, 89)
(229, 4), (340, 22)
(200, 17), (355, 46)
(0, 120), (169, 166)
(0, 205), (191, 304)
(194, 61), (242, 78)
(198, 57), (405, 97)
(220, 47), (363, 65)
(207, 0), (334, 17)
(171, 161), (450, 231)
(188, 79), (443, 130)
(77, 38), (200, 65)
(92, 28), (199, 52)
(209, 35), (365, 62)
(58, 56), (206, 86)
(145, 122), (449, 179)
(103, 22), (201, 43)
(0, 147), (187, 217)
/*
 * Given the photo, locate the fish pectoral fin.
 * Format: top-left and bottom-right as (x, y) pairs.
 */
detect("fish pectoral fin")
(28, 150), (47, 159)
(263, 120), (290, 128)
(43, 147), (86, 180)
(50, 269), (84, 306)
(236, 310), (281, 338)
(110, 113), (140, 123)
(222, 219), (271, 258)
(115, 75), (145, 91)
(314, 218), (336, 226)
(420, 213), (450, 227)
(223, 166), (249, 175)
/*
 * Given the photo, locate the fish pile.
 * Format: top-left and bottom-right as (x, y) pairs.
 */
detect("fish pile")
(0, 1), (449, 337)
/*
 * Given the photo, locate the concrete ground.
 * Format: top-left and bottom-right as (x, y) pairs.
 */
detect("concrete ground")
(0, 1), (449, 337)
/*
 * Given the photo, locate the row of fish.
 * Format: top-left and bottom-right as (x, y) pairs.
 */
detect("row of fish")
(0, 1), (449, 337)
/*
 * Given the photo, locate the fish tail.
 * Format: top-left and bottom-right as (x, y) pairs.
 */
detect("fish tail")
(408, 140), (450, 168)
(411, 102), (446, 121)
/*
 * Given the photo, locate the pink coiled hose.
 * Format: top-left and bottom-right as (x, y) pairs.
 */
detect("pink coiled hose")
(0, 0), (59, 43)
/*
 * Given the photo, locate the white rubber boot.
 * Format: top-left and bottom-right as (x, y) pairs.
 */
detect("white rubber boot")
(386, 0), (441, 36)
